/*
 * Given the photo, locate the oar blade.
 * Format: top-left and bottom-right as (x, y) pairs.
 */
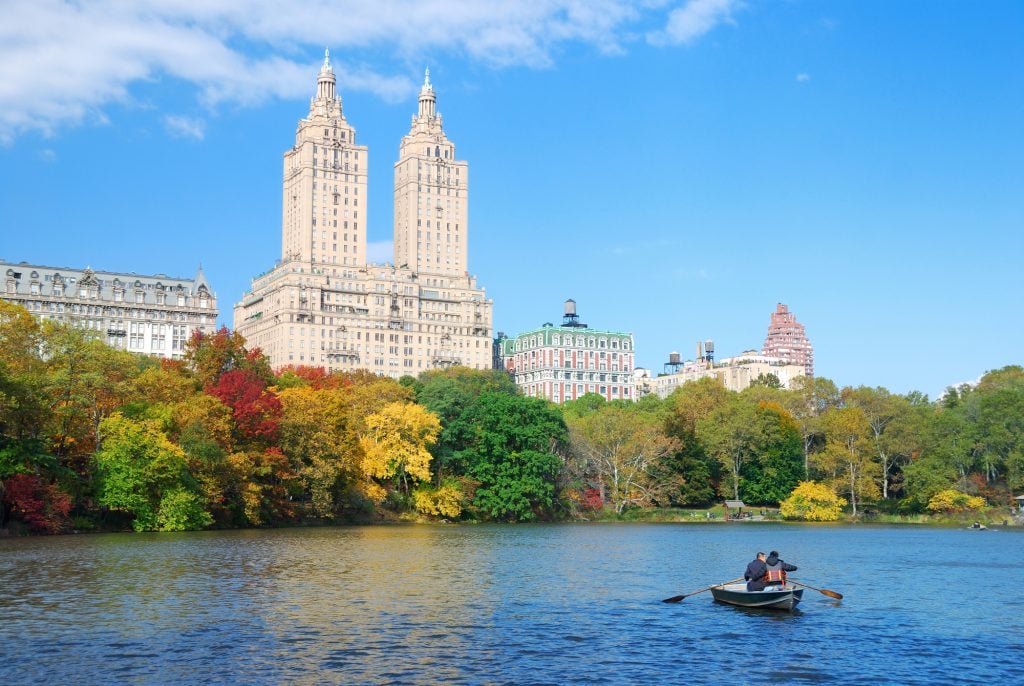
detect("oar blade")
(820, 589), (843, 599)
(662, 595), (686, 603)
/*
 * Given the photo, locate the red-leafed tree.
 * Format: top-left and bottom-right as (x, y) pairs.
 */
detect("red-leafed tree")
(185, 326), (273, 390)
(206, 369), (282, 445)
(2, 473), (72, 534)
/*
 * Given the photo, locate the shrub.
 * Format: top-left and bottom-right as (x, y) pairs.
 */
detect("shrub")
(779, 481), (846, 521)
(413, 483), (463, 518)
(926, 489), (986, 514)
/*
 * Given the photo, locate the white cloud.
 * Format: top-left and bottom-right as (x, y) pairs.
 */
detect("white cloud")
(0, 0), (729, 143)
(163, 114), (205, 140)
(796, 72), (810, 82)
(649, 0), (743, 46)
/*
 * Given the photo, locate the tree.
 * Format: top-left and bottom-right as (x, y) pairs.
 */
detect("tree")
(359, 401), (441, 502)
(206, 368), (282, 446)
(697, 397), (759, 502)
(779, 481), (846, 521)
(926, 489), (985, 514)
(567, 404), (678, 513)
(277, 386), (360, 517)
(93, 413), (210, 531)
(414, 367), (517, 483)
(815, 407), (879, 516)
(1, 472), (72, 534)
(740, 401), (806, 505)
(455, 392), (567, 521)
(845, 386), (903, 499)
(784, 376), (840, 475)
(185, 326), (273, 389)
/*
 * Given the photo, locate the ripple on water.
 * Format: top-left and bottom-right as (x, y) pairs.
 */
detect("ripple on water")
(1, 525), (1023, 684)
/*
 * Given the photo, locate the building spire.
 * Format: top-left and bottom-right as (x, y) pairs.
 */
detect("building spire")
(418, 66), (436, 119)
(316, 47), (337, 102)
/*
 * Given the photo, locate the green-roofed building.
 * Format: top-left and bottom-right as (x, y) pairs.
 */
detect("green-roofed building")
(497, 299), (636, 404)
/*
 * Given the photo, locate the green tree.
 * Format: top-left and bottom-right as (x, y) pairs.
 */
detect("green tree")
(456, 392), (567, 521)
(94, 413), (210, 531)
(697, 396), (759, 501)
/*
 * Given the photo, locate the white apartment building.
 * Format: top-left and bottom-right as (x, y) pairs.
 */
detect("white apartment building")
(1, 260), (217, 359)
(234, 52), (493, 376)
(643, 350), (806, 397)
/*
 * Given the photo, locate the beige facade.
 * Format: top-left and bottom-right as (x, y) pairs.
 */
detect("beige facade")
(393, 70), (468, 276)
(1, 260), (217, 359)
(235, 54), (492, 377)
(642, 351), (806, 397)
(282, 50), (367, 267)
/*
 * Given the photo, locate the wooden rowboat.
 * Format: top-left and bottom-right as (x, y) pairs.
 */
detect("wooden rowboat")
(710, 583), (804, 611)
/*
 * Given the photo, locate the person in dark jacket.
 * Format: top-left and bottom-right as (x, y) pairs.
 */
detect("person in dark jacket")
(763, 550), (797, 588)
(744, 552), (768, 591)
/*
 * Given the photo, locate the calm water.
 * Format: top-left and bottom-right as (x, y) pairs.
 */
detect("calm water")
(1, 523), (1022, 685)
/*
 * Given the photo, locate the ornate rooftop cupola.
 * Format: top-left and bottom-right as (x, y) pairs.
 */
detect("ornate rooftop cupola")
(316, 48), (336, 102)
(417, 68), (436, 121)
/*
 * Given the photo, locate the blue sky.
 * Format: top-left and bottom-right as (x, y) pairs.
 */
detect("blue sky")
(1, 0), (1021, 398)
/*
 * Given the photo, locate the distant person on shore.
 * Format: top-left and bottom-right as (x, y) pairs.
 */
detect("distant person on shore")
(744, 551), (768, 591)
(764, 550), (798, 588)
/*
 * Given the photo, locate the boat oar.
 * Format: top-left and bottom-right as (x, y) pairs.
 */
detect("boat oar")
(789, 579), (844, 600)
(662, 577), (745, 603)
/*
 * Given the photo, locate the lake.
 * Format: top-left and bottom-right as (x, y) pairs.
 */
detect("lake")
(1, 523), (1021, 684)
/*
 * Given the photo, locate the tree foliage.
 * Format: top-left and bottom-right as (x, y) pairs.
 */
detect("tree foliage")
(780, 480), (847, 521)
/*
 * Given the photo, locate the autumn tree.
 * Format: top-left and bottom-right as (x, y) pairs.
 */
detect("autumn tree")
(359, 401), (441, 503)
(185, 326), (273, 389)
(93, 413), (211, 531)
(780, 481), (846, 521)
(206, 368), (282, 446)
(815, 406), (879, 516)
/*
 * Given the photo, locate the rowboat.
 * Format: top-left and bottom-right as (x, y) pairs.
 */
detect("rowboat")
(710, 583), (804, 611)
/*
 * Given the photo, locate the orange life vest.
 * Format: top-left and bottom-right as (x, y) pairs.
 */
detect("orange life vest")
(764, 568), (786, 584)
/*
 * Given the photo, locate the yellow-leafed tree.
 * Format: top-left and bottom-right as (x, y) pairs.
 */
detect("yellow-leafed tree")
(359, 401), (441, 501)
(780, 480), (847, 521)
(926, 489), (986, 514)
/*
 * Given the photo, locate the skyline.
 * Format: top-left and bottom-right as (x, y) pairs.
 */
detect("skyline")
(1, 1), (1021, 398)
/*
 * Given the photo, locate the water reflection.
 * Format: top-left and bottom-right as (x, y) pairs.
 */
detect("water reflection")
(2, 524), (1024, 684)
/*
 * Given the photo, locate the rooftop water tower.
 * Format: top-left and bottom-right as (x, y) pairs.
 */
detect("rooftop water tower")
(562, 299), (588, 328)
(664, 351), (683, 375)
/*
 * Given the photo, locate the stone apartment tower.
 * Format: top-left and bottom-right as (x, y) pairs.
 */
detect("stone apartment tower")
(393, 69), (469, 276)
(281, 49), (367, 267)
(762, 303), (814, 377)
(234, 52), (493, 376)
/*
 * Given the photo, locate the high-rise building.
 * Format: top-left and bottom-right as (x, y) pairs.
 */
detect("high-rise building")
(281, 49), (367, 267)
(762, 303), (814, 377)
(393, 69), (468, 276)
(1, 260), (217, 359)
(234, 52), (493, 377)
(499, 300), (636, 403)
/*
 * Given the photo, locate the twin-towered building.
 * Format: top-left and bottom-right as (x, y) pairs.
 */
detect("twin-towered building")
(234, 52), (493, 376)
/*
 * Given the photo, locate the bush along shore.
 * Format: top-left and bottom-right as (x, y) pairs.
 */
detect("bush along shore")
(1, 302), (1022, 534)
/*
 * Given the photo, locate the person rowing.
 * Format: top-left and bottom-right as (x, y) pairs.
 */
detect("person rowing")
(764, 550), (797, 589)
